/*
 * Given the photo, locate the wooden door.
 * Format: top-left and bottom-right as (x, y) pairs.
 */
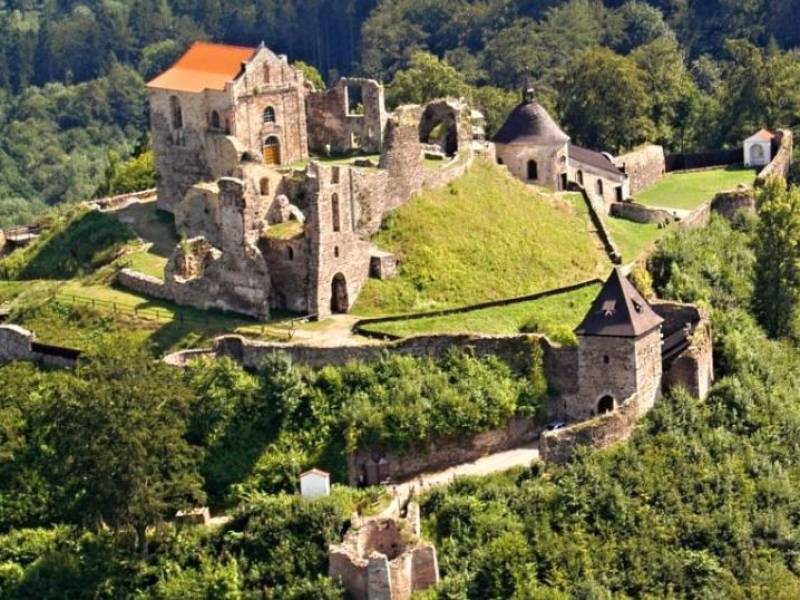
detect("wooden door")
(263, 140), (280, 165)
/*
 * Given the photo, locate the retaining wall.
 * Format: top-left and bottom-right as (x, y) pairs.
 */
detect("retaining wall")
(116, 268), (172, 301)
(348, 416), (541, 486)
(0, 324), (80, 367)
(610, 201), (675, 225)
(756, 129), (794, 185)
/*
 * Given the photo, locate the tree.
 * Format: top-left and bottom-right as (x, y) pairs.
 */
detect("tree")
(632, 36), (699, 151)
(46, 340), (204, 554)
(612, 0), (673, 54)
(558, 47), (654, 152)
(386, 51), (469, 107)
(753, 177), (800, 339)
(293, 60), (325, 90)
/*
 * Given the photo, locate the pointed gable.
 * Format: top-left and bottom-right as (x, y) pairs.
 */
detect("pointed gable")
(575, 269), (663, 338)
(147, 41), (257, 93)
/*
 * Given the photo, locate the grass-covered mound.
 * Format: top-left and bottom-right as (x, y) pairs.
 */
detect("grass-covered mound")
(0, 205), (136, 280)
(354, 161), (609, 315)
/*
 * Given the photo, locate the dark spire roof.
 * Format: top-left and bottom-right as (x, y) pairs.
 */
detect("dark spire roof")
(575, 269), (663, 338)
(492, 97), (570, 146)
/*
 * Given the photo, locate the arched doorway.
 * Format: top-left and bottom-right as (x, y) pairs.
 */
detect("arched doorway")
(263, 136), (280, 165)
(527, 160), (538, 181)
(576, 170), (584, 186)
(331, 273), (348, 313)
(597, 395), (615, 415)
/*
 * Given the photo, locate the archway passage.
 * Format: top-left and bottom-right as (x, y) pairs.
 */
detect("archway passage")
(419, 103), (459, 156)
(263, 136), (281, 165)
(331, 273), (349, 314)
(597, 395), (615, 415)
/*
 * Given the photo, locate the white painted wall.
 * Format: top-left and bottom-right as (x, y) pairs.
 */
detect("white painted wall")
(300, 471), (331, 499)
(744, 139), (772, 167)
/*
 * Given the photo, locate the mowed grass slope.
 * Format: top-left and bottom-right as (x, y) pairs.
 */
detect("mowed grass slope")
(354, 161), (610, 315)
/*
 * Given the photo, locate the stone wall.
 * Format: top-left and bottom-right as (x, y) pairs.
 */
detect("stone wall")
(677, 201), (711, 229)
(89, 188), (157, 211)
(329, 506), (439, 600)
(117, 268), (172, 300)
(710, 187), (756, 221)
(575, 186), (622, 263)
(0, 325), (80, 367)
(756, 129), (794, 186)
(539, 391), (644, 464)
(610, 201), (675, 225)
(213, 332), (542, 375)
(348, 416), (540, 486)
(306, 78), (388, 155)
(615, 145), (666, 194)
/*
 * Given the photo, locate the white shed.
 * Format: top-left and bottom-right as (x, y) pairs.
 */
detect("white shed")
(744, 129), (774, 167)
(300, 468), (331, 499)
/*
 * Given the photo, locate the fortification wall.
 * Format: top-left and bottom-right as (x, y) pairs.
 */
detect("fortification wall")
(615, 145), (666, 194)
(710, 187), (756, 220)
(0, 325), (80, 367)
(610, 201), (674, 225)
(117, 268), (172, 301)
(756, 129), (794, 186)
(539, 391), (644, 464)
(347, 416), (540, 486)
(212, 332), (544, 376)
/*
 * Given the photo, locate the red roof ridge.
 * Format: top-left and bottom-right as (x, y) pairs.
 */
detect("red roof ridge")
(300, 468), (330, 478)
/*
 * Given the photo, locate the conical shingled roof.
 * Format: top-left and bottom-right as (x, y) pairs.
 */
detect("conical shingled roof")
(575, 269), (663, 338)
(493, 99), (570, 145)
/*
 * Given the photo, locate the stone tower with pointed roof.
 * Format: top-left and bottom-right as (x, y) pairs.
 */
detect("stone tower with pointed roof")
(567, 268), (664, 421)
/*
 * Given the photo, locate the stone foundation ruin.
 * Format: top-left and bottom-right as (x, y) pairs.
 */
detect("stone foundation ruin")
(329, 503), (439, 600)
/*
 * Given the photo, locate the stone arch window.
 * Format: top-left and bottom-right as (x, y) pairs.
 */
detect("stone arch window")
(287, 246), (294, 261)
(332, 193), (341, 232)
(596, 178), (604, 197)
(577, 170), (584, 186)
(259, 178), (270, 196)
(169, 95), (183, 129)
(263, 106), (276, 124)
(598, 395), (615, 415)
(210, 110), (220, 130)
(527, 160), (538, 181)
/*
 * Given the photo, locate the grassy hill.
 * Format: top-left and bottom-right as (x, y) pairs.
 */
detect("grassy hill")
(354, 161), (610, 315)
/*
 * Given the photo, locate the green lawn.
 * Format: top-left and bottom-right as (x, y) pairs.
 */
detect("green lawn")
(354, 161), (610, 315)
(119, 248), (168, 278)
(358, 283), (600, 342)
(636, 166), (755, 210)
(604, 216), (666, 264)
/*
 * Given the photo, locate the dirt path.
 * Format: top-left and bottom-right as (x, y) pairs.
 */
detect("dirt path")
(391, 443), (540, 504)
(286, 314), (379, 347)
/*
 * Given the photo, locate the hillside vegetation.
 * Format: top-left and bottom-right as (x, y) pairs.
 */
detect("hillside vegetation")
(355, 161), (609, 315)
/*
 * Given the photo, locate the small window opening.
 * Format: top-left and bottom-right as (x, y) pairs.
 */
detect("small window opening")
(346, 84), (364, 115)
(603, 355), (610, 364)
(263, 65), (270, 84)
(527, 160), (538, 181)
(596, 179), (604, 196)
(288, 247), (294, 260)
(263, 106), (276, 124)
(331, 193), (341, 232)
(210, 110), (220, 130)
(170, 95), (183, 129)
(260, 178), (270, 196)
(577, 170), (584, 186)
(334, 246), (340, 258)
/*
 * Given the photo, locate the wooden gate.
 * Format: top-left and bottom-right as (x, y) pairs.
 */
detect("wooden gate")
(263, 137), (280, 165)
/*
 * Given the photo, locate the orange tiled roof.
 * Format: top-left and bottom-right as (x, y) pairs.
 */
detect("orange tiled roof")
(147, 41), (257, 93)
(749, 128), (775, 142)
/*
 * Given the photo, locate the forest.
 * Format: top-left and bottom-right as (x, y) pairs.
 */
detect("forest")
(0, 0), (799, 225)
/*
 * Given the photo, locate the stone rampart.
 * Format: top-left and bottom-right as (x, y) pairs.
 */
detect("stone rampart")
(539, 392), (644, 464)
(347, 416), (541, 486)
(710, 187), (756, 220)
(610, 201), (675, 225)
(212, 332), (546, 376)
(116, 268), (173, 301)
(615, 145), (665, 194)
(0, 325), (80, 367)
(756, 129), (794, 186)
